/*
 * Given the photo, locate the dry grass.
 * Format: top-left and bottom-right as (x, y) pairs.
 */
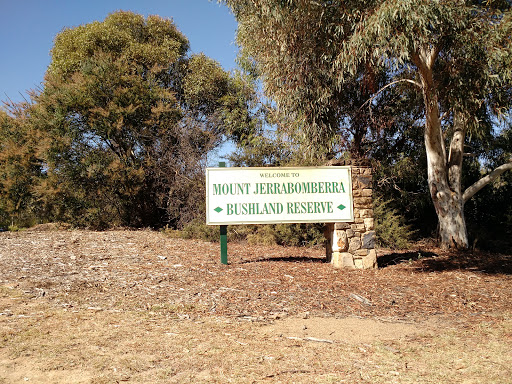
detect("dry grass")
(0, 229), (511, 383)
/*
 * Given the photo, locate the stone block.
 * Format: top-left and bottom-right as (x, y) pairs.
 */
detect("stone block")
(331, 252), (355, 269)
(331, 252), (341, 268)
(362, 231), (376, 249)
(363, 249), (377, 269)
(353, 197), (373, 208)
(349, 237), (361, 252)
(335, 222), (350, 230)
(341, 253), (355, 268)
(326, 164), (375, 269)
(336, 230), (349, 252)
(364, 218), (374, 231)
(359, 209), (374, 218)
(330, 230), (338, 252)
(351, 224), (366, 231)
(356, 176), (372, 188)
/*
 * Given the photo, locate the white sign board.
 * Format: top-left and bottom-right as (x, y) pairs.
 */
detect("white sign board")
(206, 167), (353, 225)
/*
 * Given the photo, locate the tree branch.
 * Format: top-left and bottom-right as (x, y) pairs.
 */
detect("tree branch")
(360, 78), (422, 111)
(463, 161), (512, 202)
(425, 45), (440, 70)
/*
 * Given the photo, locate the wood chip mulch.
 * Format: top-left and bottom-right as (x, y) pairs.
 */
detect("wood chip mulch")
(1, 228), (511, 324)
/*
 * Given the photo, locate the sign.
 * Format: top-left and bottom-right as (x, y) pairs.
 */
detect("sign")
(206, 166), (353, 225)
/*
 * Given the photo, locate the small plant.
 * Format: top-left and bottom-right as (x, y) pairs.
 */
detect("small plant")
(171, 220), (325, 247)
(174, 219), (220, 242)
(374, 196), (416, 249)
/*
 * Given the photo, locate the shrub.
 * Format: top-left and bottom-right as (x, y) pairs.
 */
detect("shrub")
(374, 196), (416, 249)
(170, 220), (325, 247)
(177, 219), (221, 242)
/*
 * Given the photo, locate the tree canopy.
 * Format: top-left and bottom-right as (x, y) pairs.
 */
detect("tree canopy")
(1, 11), (257, 229)
(0, 107), (43, 227)
(223, 0), (512, 249)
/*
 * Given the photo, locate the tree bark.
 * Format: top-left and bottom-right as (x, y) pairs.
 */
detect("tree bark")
(442, 111), (469, 249)
(413, 49), (469, 249)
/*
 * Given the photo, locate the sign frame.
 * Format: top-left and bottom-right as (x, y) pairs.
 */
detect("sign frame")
(206, 166), (353, 226)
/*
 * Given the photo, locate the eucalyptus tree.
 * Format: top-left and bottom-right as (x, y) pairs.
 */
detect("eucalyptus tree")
(223, 0), (512, 249)
(225, 0), (412, 161)
(337, 0), (512, 249)
(32, 11), (256, 228)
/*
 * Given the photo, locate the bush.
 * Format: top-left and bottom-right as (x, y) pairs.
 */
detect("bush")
(374, 197), (416, 249)
(8, 224), (20, 232)
(176, 219), (221, 242)
(170, 220), (325, 247)
(254, 223), (324, 247)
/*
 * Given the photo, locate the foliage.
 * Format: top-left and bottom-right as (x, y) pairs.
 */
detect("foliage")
(373, 197), (416, 250)
(223, 0), (512, 249)
(229, 133), (292, 167)
(222, 0), (414, 161)
(336, 0), (512, 248)
(221, 0), (434, 245)
(239, 223), (325, 247)
(7, 224), (20, 232)
(0, 106), (43, 228)
(176, 218), (221, 242)
(23, 11), (257, 229)
(370, 120), (437, 238)
(463, 121), (512, 251)
(175, 219), (324, 247)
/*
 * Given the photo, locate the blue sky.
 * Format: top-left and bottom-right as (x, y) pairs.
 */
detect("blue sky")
(0, 0), (239, 104)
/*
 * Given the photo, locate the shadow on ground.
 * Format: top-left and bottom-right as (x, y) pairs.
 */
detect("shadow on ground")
(241, 249), (512, 275)
(378, 249), (512, 275)
(240, 255), (326, 264)
(377, 251), (438, 268)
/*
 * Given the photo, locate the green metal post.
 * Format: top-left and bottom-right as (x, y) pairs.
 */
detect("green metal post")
(220, 224), (228, 265)
(219, 161), (228, 264)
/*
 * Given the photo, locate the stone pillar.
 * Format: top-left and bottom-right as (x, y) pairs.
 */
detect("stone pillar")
(325, 161), (377, 269)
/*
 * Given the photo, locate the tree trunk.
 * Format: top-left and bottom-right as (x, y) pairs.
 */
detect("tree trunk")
(414, 49), (469, 249)
(436, 193), (468, 249)
(443, 112), (469, 248)
(424, 106), (469, 250)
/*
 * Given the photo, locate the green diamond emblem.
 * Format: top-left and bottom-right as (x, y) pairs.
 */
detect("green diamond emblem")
(214, 207), (223, 213)
(337, 204), (346, 211)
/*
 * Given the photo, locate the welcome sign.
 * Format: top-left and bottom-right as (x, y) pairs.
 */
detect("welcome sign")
(206, 167), (353, 225)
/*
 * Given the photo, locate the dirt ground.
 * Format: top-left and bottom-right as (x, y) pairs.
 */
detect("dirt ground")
(0, 226), (511, 383)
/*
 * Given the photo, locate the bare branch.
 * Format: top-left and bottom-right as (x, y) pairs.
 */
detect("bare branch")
(463, 161), (512, 202)
(360, 79), (422, 111)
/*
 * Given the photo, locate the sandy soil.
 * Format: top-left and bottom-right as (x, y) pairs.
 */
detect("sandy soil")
(0, 227), (511, 383)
